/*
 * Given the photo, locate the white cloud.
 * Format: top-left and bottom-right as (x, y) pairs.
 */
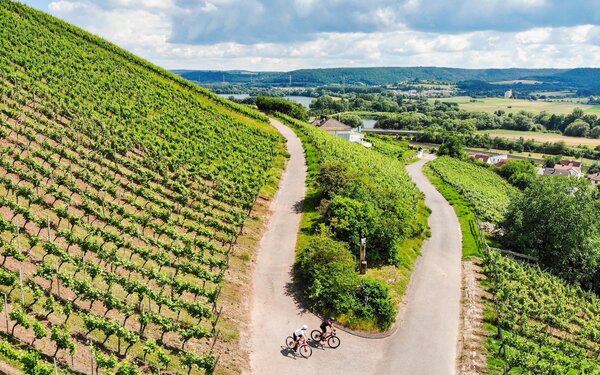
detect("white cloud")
(21, 0), (600, 70)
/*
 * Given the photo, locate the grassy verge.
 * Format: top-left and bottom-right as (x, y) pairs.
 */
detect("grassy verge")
(422, 164), (483, 258)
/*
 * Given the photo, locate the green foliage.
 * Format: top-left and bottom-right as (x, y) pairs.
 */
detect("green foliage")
(590, 125), (600, 139)
(564, 119), (591, 137)
(496, 159), (537, 189)
(428, 157), (518, 222)
(255, 96), (308, 121)
(295, 232), (395, 330)
(336, 113), (363, 128)
(502, 177), (600, 291)
(483, 250), (600, 374)
(436, 135), (464, 158)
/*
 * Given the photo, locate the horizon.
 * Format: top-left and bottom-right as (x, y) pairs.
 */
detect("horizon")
(20, 0), (600, 71)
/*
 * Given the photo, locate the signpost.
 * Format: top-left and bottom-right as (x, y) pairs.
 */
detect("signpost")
(359, 238), (367, 275)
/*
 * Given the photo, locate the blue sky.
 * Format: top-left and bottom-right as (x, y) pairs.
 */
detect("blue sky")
(21, 0), (600, 71)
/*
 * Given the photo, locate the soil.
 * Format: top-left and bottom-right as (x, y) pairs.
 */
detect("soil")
(457, 260), (489, 375)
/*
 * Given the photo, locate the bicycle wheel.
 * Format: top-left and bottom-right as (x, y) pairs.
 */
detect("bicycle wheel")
(285, 336), (295, 348)
(310, 330), (322, 341)
(327, 335), (341, 349)
(299, 344), (312, 358)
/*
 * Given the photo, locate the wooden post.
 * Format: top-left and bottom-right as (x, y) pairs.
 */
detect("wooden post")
(47, 216), (51, 241)
(56, 265), (60, 298)
(3, 294), (8, 332)
(359, 238), (367, 275)
(53, 358), (58, 375)
(19, 269), (24, 306)
(89, 339), (94, 375)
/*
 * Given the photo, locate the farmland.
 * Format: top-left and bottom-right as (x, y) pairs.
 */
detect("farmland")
(0, 1), (282, 374)
(426, 157), (518, 223)
(431, 96), (600, 114)
(476, 129), (600, 147)
(484, 250), (600, 374)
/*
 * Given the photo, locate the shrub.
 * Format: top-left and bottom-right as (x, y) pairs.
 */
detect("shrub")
(255, 96), (308, 121)
(295, 231), (397, 330)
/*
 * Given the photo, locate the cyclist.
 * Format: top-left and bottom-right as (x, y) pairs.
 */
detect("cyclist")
(292, 325), (308, 352)
(319, 317), (335, 341)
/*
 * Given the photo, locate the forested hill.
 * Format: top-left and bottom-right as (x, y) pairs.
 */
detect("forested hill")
(0, 0), (281, 374)
(176, 67), (572, 86)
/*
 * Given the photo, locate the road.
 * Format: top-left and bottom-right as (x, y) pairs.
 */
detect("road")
(248, 120), (462, 374)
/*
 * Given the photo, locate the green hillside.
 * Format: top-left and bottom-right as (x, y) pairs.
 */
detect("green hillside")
(427, 157), (518, 223)
(177, 67), (568, 86)
(0, 1), (282, 374)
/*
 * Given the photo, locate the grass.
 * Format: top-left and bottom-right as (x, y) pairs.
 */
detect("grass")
(430, 96), (600, 115)
(476, 129), (600, 147)
(422, 164), (482, 258)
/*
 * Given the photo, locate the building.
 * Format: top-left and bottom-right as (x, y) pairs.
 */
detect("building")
(468, 152), (508, 166)
(539, 160), (584, 178)
(311, 117), (372, 147)
(504, 89), (513, 99)
(586, 172), (600, 185)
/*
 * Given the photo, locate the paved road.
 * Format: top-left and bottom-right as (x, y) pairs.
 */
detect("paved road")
(248, 121), (462, 374)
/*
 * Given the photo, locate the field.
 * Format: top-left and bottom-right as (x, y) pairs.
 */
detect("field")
(483, 250), (600, 374)
(427, 157), (518, 223)
(476, 129), (600, 147)
(431, 96), (600, 114)
(0, 2), (282, 374)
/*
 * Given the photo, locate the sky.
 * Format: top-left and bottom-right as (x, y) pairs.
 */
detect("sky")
(21, 0), (600, 71)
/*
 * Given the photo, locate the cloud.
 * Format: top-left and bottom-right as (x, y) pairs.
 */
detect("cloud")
(25, 0), (600, 71)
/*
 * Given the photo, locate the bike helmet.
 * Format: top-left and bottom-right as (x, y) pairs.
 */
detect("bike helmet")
(329, 317), (336, 321)
(302, 325), (308, 330)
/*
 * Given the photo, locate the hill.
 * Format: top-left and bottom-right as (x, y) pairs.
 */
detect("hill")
(0, 1), (282, 374)
(176, 67), (568, 86)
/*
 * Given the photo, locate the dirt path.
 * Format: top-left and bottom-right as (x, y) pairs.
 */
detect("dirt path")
(248, 123), (462, 374)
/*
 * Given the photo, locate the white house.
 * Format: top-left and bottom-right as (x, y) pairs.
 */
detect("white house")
(468, 152), (508, 166)
(311, 117), (372, 147)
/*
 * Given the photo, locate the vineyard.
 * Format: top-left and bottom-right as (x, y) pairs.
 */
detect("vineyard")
(484, 250), (600, 374)
(0, 1), (281, 374)
(427, 157), (518, 223)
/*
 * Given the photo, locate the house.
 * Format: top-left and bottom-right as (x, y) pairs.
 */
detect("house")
(468, 153), (508, 166)
(311, 117), (353, 139)
(311, 117), (372, 147)
(587, 172), (600, 185)
(504, 90), (513, 99)
(539, 160), (584, 178)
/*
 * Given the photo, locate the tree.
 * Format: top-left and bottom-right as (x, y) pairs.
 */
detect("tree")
(255, 96), (308, 121)
(496, 159), (537, 189)
(9, 305), (30, 335)
(502, 177), (600, 291)
(564, 119), (590, 137)
(437, 135), (464, 158)
(590, 126), (600, 139)
(51, 325), (75, 357)
(31, 320), (47, 345)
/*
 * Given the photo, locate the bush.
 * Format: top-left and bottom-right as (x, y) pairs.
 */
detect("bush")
(564, 119), (591, 137)
(590, 126), (600, 139)
(437, 135), (464, 158)
(255, 96), (308, 121)
(295, 231), (396, 330)
(496, 159), (537, 189)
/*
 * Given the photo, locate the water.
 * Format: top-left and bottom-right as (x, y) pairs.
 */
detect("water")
(217, 93), (250, 99)
(362, 119), (377, 129)
(284, 95), (314, 108)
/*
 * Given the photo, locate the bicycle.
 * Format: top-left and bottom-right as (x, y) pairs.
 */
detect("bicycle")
(310, 329), (341, 348)
(285, 335), (313, 358)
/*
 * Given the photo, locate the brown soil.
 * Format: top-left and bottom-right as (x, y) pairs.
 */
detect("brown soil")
(457, 260), (489, 375)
